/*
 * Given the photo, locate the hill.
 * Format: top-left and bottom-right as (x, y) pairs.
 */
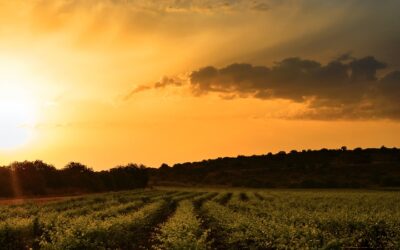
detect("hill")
(149, 147), (400, 188)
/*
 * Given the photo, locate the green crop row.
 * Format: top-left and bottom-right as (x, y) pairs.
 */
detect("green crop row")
(0, 189), (399, 249)
(155, 200), (209, 250)
(206, 191), (400, 249)
(40, 200), (172, 250)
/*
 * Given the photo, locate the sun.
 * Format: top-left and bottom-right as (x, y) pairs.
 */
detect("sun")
(0, 57), (43, 150)
(0, 97), (37, 150)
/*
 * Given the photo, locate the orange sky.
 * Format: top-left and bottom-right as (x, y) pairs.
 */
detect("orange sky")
(0, 0), (400, 169)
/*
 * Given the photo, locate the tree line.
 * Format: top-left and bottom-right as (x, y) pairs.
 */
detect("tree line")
(150, 147), (400, 188)
(1, 147), (399, 197)
(0, 161), (148, 197)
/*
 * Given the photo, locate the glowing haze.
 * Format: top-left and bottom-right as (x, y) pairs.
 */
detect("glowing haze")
(0, 0), (399, 169)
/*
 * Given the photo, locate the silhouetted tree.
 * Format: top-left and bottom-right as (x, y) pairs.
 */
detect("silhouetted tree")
(152, 147), (400, 188)
(0, 161), (149, 197)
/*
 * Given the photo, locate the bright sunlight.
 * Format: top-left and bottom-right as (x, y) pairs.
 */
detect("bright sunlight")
(0, 97), (37, 150)
(0, 60), (39, 150)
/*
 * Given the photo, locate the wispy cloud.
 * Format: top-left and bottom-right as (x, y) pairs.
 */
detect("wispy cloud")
(124, 76), (186, 100)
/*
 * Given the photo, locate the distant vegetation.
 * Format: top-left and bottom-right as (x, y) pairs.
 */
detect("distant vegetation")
(150, 147), (400, 188)
(0, 161), (148, 197)
(1, 147), (399, 198)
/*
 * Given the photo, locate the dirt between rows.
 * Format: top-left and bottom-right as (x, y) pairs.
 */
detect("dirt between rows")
(0, 194), (84, 205)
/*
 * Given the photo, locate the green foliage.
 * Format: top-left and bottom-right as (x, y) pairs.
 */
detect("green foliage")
(205, 190), (400, 249)
(155, 200), (209, 250)
(40, 201), (169, 249)
(0, 218), (35, 250)
(0, 189), (399, 249)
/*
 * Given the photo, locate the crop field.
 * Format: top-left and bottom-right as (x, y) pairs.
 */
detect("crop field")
(0, 188), (399, 249)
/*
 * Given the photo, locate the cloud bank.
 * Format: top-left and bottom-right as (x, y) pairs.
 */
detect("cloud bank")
(128, 55), (400, 120)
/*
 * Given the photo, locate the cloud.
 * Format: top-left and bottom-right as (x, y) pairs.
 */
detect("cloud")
(124, 76), (184, 100)
(30, 0), (272, 15)
(147, 0), (272, 13)
(252, 3), (270, 11)
(127, 55), (400, 120)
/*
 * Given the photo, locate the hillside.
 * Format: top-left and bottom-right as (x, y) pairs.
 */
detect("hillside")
(149, 147), (400, 188)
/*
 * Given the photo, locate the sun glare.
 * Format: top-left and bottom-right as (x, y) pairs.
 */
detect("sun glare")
(0, 61), (39, 150)
(0, 97), (37, 150)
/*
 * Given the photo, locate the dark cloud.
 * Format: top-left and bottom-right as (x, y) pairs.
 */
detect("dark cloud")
(335, 52), (354, 62)
(125, 55), (400, 120)
(188, 55), (400, 120)
(349, 56), (386, 82)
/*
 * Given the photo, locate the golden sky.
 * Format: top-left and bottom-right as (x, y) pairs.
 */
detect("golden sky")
(1, 0), (400, 169)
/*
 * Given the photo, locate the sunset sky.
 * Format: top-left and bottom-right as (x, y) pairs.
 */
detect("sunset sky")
(1, 0), (400, 169)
